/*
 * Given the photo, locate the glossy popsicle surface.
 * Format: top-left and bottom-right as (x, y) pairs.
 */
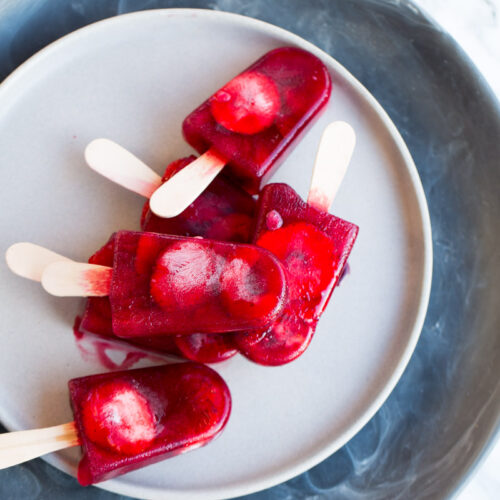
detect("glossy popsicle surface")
(183, 47), (332, 194)
(69, 362), (231, 485)
(79, 235), (181, 356)
(236, 183), (358, 365)
(80, 236), (238, 361)
(109, 231), (287, 338)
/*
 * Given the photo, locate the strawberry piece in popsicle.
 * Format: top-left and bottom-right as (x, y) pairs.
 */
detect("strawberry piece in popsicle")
(235, 122), (358, 365)
(149, 47), (331, 219)
(236, 183), (358, 365)
(81, 234), (241, 362)
(71, 363), (231, 485)
(41, 231), (287, 339)
(182, 47), (332, 195)
(0, 363), (231, 486)
(87, 48), (330, 221)
(174, 333), (238, 364)
(80, 234), (181, 356)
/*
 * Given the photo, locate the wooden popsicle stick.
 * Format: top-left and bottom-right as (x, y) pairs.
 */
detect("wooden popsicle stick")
(41, 261), (112, 297)
(5, 243), (73, 282)
(85, 138), (162, 199)
(307, 121), (356, 213)
(149, 148), (227, 218)
(0, 422), (79, 470)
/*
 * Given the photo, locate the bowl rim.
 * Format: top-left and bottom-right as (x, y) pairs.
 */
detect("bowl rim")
(0, 7), (433, 500)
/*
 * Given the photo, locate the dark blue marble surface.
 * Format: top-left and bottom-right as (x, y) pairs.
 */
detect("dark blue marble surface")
(1, 1), (499, 499)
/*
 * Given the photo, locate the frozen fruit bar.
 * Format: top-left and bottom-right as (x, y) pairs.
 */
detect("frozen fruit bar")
(69, 362), (231, 485)
(80, 235), (237, 362)
(141, 156), (256, 243)
(183, 47), (332, 194)
(109, 231), (287, 338)
(79, 234), (181, 356)
(236, 183), (358, 365)
(174, 332), (238, 364)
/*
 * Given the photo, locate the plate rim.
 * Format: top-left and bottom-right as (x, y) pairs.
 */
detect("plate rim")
(0, 7), (433, 500)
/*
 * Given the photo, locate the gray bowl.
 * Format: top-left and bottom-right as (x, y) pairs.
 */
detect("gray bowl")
(0, 1), (499, 499)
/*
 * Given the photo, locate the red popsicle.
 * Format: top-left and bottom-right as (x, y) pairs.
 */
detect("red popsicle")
(0, 363), (231, 486)
(40, 231), (288, 339)
(236, 183), (358, 365)
(81, 235), (238, 362)
(182, 47), (332, 194)
(150, 47), (332, 218)
(71, 363), (231, 485)
(79, 234), (182, 356)
(236, 122), (358, 365)
(87, 48), (331, 221)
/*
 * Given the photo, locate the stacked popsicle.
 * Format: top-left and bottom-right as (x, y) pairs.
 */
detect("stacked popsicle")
(81, 46), (335, 364)
(0, 363), (230, 485)
(1, 46), (359, 486)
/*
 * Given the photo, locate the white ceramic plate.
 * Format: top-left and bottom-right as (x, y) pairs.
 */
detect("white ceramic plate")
(0, 9), (432, 500)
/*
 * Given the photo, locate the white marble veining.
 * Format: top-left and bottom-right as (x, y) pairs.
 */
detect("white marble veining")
(455, 436), (500, 499)
(0, 1), (498, 498)
(414, 1), (500, 499)
(416, 0), (500, 100)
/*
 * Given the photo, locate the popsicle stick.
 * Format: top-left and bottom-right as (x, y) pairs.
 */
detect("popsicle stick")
(149, 148), (227, 218)
(41, 261), (112, 297)
(85, 138), (162, 198)
(5, 243), (72, 282)
(307, 121), (356, 213)
(0, 422), (79, 470)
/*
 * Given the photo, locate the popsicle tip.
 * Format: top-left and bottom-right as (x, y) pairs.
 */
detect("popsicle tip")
(5, 242), (26, 274)
(84, 138), (112, 165)
(307, 120), (356, 212)
(319, 121), (356, 158)
(84, 138), (161, 198)
(5, 242), (71, 282)
(325, 120), (355, 139)
(148, 150), (226, 218)
(149, 187), (184, 218)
